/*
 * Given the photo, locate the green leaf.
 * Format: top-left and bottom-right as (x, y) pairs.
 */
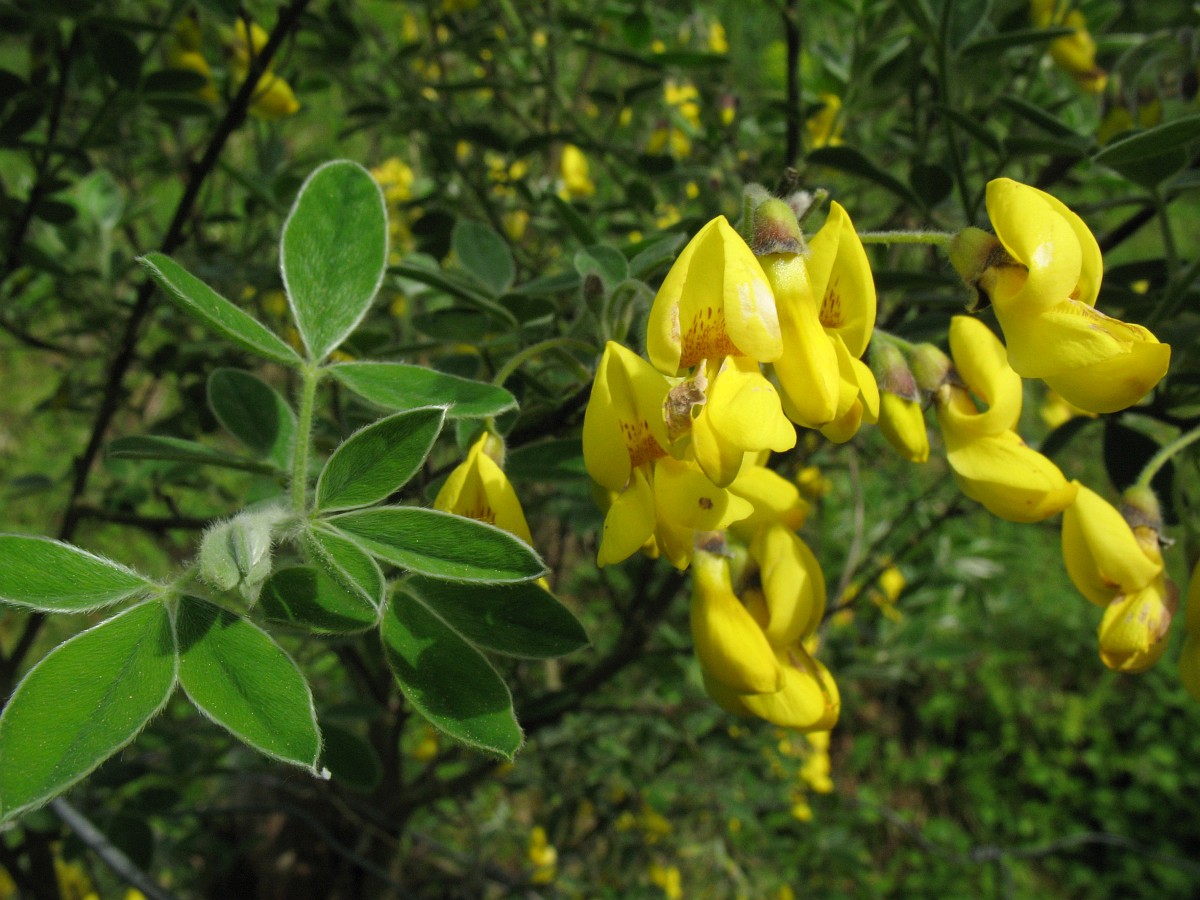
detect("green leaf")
(1093, 116), (1200, 186)
(452, 219), (515, 296)
(320, 723), (382, 792)
(137, 253), (301, 366)
(328, 508), (546, 583)
(0, 535), (154, 612)
(174, 597), (321, 768)
(550, 194), (598, 246)
(958, 25), (1073, 56)
(259, 566), (379, 634)
(207, 369), (296, 469)
(0, 602), (176, 822)
(330, 362), (517, 419)
(406, 576), (589, 659)
(381, 589), (521, 758)
(305, 527), (385, 608)
(806, 146), (921, 206)
(998, 95), (1083, 139)
(107, 435), (277, 475)
(316, 407), (446, 512)
(935, 104), (1002, 153)
(628, 233), (686, 279)
(280, 160), (389, 361)
(575, 245), (629, 290)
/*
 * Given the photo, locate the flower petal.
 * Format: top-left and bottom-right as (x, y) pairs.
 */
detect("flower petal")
(806, 202), (876, 358)
(597, 467), (657, 567)
(690, 552), (783, 694)
(1061, 483), (1162, 605)
(943, 428), (1077, 522)
(751, 524), (826, 646)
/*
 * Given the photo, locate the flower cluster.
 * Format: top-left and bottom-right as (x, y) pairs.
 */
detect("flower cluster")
(583, 196), (877, 731)
(163, 14), (301, 119)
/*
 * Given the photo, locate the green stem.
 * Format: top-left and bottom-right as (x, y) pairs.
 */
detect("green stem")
(492, 338), (597, 387)
(291, 365), (320, 514)
(1136, 424), (1200, 489)
(857, 230), (954, 246)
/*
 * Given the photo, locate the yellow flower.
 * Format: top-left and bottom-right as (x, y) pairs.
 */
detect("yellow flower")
(935, 316), (1077, 522)
(166, 16), (219, 104)
(434, 432), (534, 545)
(649, 862), (683, 899)
(877, 391), (929, 463)
(647, 216), (782, 374)
(1040, 389), (1096, 429)
(528, 826), (557, 884)
(759, 201), (878, 436)
(664, 79), (701, 127)
(370, 157), (415, 205)
(583, 343), (751, 568)
(226, 19), (300, 120)
(683, 356), (797, 487)
(1062, 483), (1178, 672)
(708, 21), (729, 54)
(976, 179), (1169, 413)
(1031, 0), (1107, 93)
(692, 544), (838, 732)
(807, 93), (844, 148)
(559, 144), (596, 199)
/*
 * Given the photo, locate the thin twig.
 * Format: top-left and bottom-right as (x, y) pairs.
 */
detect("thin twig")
(52, 799), (177, 900)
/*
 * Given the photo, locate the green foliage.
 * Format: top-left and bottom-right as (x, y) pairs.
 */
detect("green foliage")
(0, 602), (175, 822)
(1, 0), (1199, 896)
(382, 587), (523, 759)
(174, 596), (321, 770)
(280, 160), (388, 361)
(0, 535), (154, 612)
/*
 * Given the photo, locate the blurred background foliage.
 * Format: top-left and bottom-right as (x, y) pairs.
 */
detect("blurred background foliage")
(1, 0), (1200, 896)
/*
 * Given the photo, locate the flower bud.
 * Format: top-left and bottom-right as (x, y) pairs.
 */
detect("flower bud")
(748, 197), (805, 256)
(199, 509), (283, 603)
(1120, 485), (1163, 534)
(909, 342), (952, 393)
(949, 227), (1006, 311)
(869, 339), (918, 401)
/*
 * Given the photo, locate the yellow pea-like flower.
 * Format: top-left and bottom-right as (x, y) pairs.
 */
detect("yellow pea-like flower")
(978, 179), (1169, 413)
(877, 391), (930, 463)
(690, 550), (783, 695)
(434, 433), (534, 546)
(559, 144), (596, 199)
(807, 93), (844, 149)
(646, 216), (781, 374)
(936, 316), (1077, 522)
(1031, 0), (1107, 93)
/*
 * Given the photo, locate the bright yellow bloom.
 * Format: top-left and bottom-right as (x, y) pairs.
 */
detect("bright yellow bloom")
(649, 863), (683, 899)
(166, 16), (219, 104)
(877, 391), (929, 463)
(584, 343), (751, 568)
(935, 316), (1077, 522)
(434, 433), (534, 545)
(708, 21), (729, 54)
(978, 179), (1169, 413)
(647, 216), (782, 374)
(664, 79), (701, 127)
(760, 201), (877, 436)
(1062, 483), (1178, 672)
(807, 93), (844, 148)
(1040, 389), (1096, 429)
(683, 356), (797, 486)
(692, 544), (838, 732)
(225, 19), (300, 120)
(559, 144), (596, 199)
(527, 826), (557, 884)
(647, 124), (692, 158)
(370, 157), (415, 205)
(1031, 0), (1107, 93)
